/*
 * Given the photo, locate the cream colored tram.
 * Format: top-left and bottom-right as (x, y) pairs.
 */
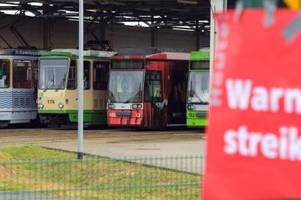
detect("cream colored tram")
(38, 49), (116, 127)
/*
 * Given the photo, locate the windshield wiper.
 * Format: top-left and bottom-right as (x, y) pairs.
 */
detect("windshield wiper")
(123, 97), (133, 103)
(43, 81), (52, 92)
(124, 90), (141, 103)
(43, 75), (55, 92)
(189, 90), (209, 105)
(55, 76), (66, 91)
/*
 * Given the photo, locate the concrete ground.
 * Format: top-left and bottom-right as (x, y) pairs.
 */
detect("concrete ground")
(45, 139), (204, 157)
(0, 127), (205, 174)
(45, 139), (204, 174)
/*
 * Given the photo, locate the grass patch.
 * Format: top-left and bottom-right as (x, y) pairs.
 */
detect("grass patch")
(0, 145), (200, 200)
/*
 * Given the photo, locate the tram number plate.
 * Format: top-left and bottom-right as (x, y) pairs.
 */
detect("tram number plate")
(116, 111), (132, 117)
(196, 112), (205, 118)
(48, 100), (55, 104)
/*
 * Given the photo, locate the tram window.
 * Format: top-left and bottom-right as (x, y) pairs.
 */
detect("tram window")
(0, 60), (10, 88)
(93, 62), (109, 90)
(84, 61), (90, 89)
(144, 72), (162, 102)
(32, 61), (38, 90)
(67, 61), (90, 90)
(32, 61), (39, 81)
(67, 61), (76, 89)
(13, 60), (32, 88)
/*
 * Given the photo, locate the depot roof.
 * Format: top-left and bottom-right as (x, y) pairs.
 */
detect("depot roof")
(0, 0), (224, 32)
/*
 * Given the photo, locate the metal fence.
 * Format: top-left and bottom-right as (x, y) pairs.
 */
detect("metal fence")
(0, 155), (203, 200)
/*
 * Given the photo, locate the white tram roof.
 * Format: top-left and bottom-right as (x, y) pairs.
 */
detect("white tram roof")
(51, 49), (117, 58)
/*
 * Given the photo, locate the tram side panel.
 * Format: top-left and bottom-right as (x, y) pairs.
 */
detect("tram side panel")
(65, 61), (108, 125)
(11, 89), (36, 124)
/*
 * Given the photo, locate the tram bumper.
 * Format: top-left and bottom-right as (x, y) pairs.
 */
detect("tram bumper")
(107, 109), (143, 127)
(0, 112), (11, 127)
(186, 110), (207, 127)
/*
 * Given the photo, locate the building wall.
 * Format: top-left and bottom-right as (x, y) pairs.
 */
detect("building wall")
(0, 16), (209, 51)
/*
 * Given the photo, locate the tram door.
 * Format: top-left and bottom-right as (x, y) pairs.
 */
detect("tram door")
(144, 70), (164, 129)
(167, 62), (188, 125)
(32, 60), (39, 102)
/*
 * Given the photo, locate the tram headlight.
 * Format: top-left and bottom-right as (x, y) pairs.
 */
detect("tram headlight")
(132, 104), (142, 109)
(58, 102), (64, 109)
(38, 103), (44, 109)
(109, 112), (116, 118)
(108, 103), (115, 109)
(187, 104), (195, 110)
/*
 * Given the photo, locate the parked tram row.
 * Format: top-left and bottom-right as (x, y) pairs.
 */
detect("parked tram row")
(0, 48), (209, 129)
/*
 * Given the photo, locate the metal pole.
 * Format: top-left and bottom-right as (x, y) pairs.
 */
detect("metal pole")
(150, 16), (156, 47)
(210, 0), (227, 70)
(77, 0), (84, 160)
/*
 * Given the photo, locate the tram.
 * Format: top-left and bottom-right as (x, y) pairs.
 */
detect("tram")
(186, 50), (210, 127)
(37, 49), (116, 127)
(107, 49), (189, 129)
(0, 49), (40, 127)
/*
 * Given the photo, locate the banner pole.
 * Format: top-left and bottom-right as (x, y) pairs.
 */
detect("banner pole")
(209, 0), (227, 88)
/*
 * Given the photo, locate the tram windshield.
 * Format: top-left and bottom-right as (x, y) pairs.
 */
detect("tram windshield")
(108, 70), (144, 103)
(0, 59), (10, 88)
(187, 71), (210, 104)
(39, 59), (69, 90)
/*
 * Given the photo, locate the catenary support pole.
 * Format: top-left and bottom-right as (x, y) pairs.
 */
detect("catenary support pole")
(77, 0), (84, 160)
(195, 20), (200, 50)
(43, 5), (51, 50)
(150, 16), (157, 47)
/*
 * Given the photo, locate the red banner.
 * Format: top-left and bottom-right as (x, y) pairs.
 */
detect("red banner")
(204, 9), (301, 200)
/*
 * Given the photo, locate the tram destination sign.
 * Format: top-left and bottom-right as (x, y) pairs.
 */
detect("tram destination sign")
(0, 49), (41, 56)
(111, 60), (144, 69)
(190, 61), (209, 70)
(204, 10), (301, 199)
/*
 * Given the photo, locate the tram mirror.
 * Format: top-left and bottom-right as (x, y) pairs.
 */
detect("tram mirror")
(27, 68), (32, 81)
(163, 99), (168, 106)
(153, 85), (162, 100)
